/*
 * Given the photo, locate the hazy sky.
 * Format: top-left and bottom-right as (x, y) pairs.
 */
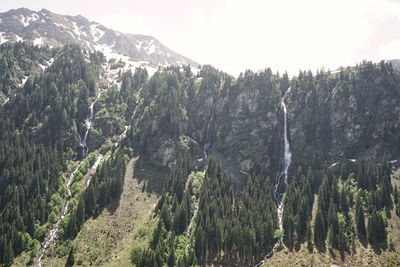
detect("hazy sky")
(2, 0), (400, 76)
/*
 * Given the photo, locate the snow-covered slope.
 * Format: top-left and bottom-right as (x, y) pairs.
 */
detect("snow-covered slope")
(0, 8), (198, 68)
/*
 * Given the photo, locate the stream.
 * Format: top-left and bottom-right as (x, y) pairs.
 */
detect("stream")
(185, 104), (215, 252)
(255, 88), (292, 267)
(34, 91), (102, 267)
(81, 90), (101, 159)
(115, 125), (130, 147)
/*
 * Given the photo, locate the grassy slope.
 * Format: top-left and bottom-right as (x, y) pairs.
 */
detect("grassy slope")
(262, 169), (400, 267)
(13, 157), (160, 267)
(67, 157), (159, 266)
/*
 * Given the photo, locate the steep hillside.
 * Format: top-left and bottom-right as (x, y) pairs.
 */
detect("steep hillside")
(130, 66), (285, 182)
(124, 61), (400, 266)
(2, 39), (400, 267)
(287, 62), (400, 171)
(0, 42), (136, 266)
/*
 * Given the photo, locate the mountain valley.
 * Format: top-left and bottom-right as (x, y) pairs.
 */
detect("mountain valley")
(0, 7), (400, 267)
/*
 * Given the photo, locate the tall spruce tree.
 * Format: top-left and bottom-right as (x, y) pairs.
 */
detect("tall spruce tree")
(314, 208), (326, 250)
(355, 196), (366, 239)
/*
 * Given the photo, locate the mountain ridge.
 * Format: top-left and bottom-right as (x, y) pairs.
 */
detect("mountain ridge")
(0, 7), (198, 68)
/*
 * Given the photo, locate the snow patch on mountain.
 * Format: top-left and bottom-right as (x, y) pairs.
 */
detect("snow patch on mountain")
(21, 13), (39, 27)
(90, 23), (105, 42)
(94, 42), (120, 60)
(135, 40), (143, 50)
(0, 8), (198, 69)
(33, 37), (42, 47)
(147, 40), (155, 55)
(38, 58), (54, 72)
(0, 32), (7, 44)
(71, 21), (87, 37)
(95, 42), (158, 77)
(53, 22), (66, 29)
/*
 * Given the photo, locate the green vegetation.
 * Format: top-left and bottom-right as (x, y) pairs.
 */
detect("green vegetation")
(281, 157), (394, 261)
(2, 40), (400, 267)
(0, 42), (53, 97)
(0, 42), (116, 265)
(59, 148), (130, 240)
(131, 156), (277, 266)
(287, 61), (400, 169)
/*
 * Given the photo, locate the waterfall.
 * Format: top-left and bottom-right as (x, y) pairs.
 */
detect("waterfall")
(81, 90), (101, 159)
(202, 108), (214, 169)
(255, 87), (292, 267)
(35, 91), (102, 267)
(185, 104), (215, 252)
(274, 88), (292, 204)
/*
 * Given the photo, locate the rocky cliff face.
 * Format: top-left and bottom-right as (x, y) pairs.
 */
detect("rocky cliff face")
(286, 62), (400, 169)
(132, 67), (285, 185)
(0, 8), (198, 67)
(131, 61), (400, 185)
(210, 70), (282, 178)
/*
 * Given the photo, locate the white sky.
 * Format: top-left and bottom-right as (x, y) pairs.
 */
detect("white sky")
(2, 0), (400, 76)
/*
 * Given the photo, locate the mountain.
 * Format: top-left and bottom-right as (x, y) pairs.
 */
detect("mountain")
(1, 12), (400, 266)
(0, 8), (198, 68)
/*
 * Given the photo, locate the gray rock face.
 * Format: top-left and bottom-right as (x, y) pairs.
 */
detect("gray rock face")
(0, 8), (198, 67)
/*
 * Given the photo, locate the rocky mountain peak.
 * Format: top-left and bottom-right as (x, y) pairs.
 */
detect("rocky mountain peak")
(0, 8), (198, 68)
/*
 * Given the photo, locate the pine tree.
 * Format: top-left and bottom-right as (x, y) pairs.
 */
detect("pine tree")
(0, 236), (6, 263)
(394, 185), (398, 204)
(327, 198), (338, 247)
(368, 210), (386, 244)
(297, 196), (308, 239)
(76, 198), (86, 228)
(338, 227), (346, 252)
(168, 247), (175, 267)
(160, 201), (171, 231)
(283, 206), (294, 246)
(130, 246), (143, 265)
(328, 225), (336, 249)
(339, 187), (349, 214)
(355, 196), (366, 239)
(84, 185), (96, 218)
(3, 241), (14, 266)
(375, 212), (386, 243)
(314, 208), (325, 250)
(66, 246), (74, 267)
(67, 212), (78, 238)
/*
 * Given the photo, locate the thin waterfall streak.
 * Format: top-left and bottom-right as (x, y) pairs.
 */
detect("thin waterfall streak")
(186, 103), (215, 252)
(35, 90), (102, 267)
(255, 87), (292, 266)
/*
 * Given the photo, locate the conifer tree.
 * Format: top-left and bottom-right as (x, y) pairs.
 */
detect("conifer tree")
(355, 196), (366, 239)
(4, 241), (14, 266)
(314, 208), (325, 250)
(66, 246), (74, 267)
(368, 211), (386, 244)
(168, 248), (175, 267)
(327, 198), (338, 247)
(394, 185), (398, 204)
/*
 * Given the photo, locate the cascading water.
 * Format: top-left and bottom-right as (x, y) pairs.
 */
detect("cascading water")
(115, 125), (130, 147)
(81, 90), (101, 158)
(201, 108), (214, 169)
(185, 104), (215, 252)
(35, 91), (102, 267)
(35, 161), (82, 267)
(255, 87), (292, 267)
